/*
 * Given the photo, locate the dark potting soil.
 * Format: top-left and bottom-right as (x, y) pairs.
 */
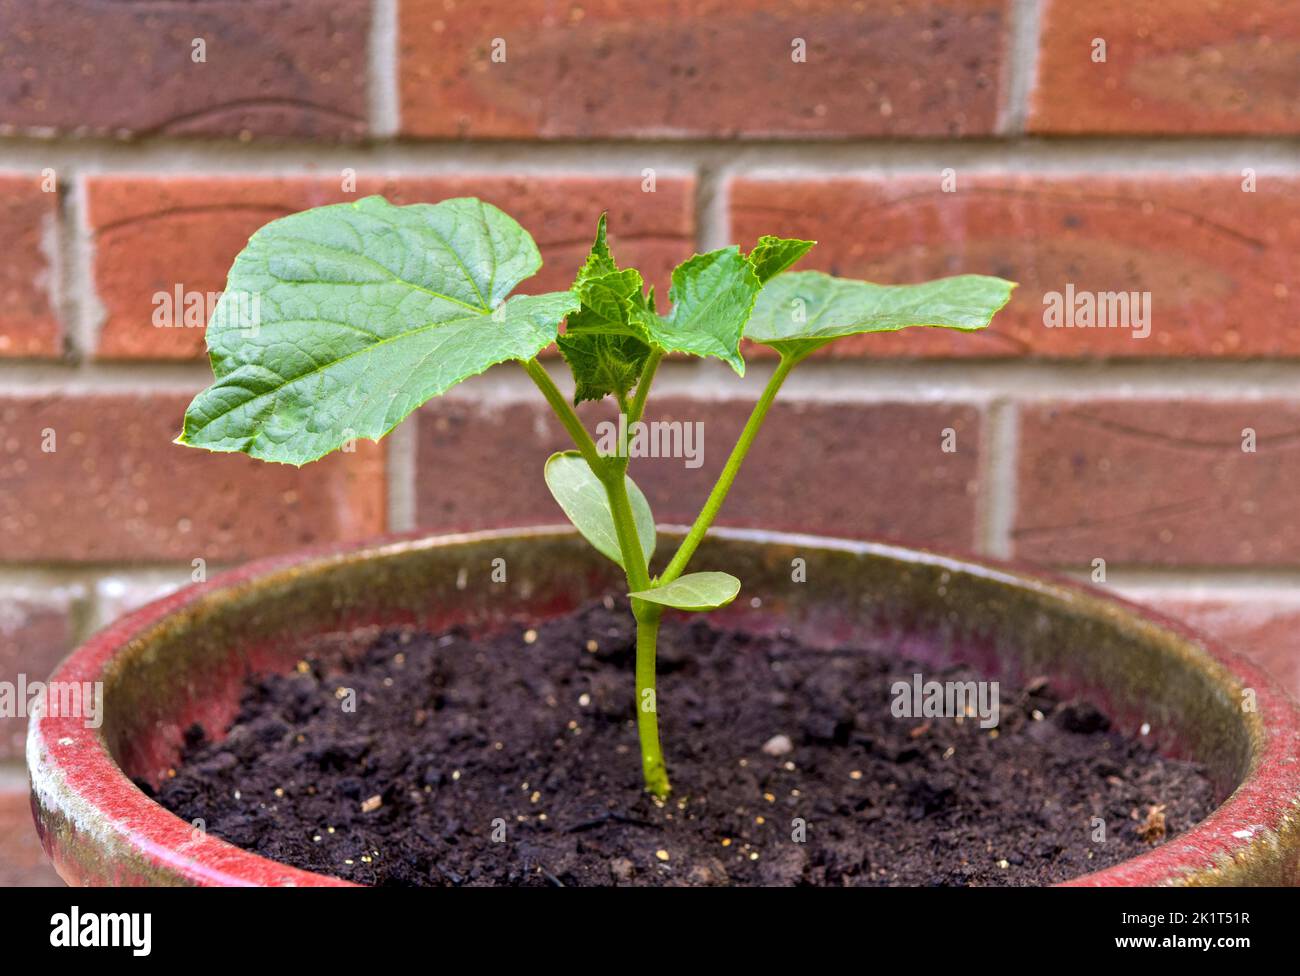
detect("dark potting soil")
(150, 598), (1217, 887)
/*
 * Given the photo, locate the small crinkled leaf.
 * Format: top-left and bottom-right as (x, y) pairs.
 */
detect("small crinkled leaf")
(563, 269), (649, 340)
(544, 451), (656, 568)
(747, 235), (816, 284)
(557, 332), (651, 404)
(179, 195), (578, 465)
(746, 271), (1016, 359)
(574, 211), (618, 287)
(629, 572), (741, 612)
(558, 217), (654, 403)
(640, 247), (760, 375)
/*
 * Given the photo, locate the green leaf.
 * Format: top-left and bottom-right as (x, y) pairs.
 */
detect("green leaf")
(574, 211), (618, 287)
(178, 195), (578, 466)
(629, 572), (741, 612)
(747, 235), (816, 284)
(564, 269), (649, 339)
(543, 451), (656, 569)
(558, 268), (652, 405)
(639, 247), (761, 375)
(557, 332), (651, 405)
(745, 271), (1016, 359)
(558, 217), (653, 404)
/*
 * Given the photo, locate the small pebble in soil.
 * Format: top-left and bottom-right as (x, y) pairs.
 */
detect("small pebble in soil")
(151, 599), (1218, 887)
(761, 734), (793, 757)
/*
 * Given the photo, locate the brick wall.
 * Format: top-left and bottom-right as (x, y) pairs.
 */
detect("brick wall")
(1, 0), (1298, 884)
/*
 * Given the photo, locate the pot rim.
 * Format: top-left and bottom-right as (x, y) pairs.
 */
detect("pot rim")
(27, 525), (1300, 887)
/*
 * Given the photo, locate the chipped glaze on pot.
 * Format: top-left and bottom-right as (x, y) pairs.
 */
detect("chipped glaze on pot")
(27, 527), (1300, 887)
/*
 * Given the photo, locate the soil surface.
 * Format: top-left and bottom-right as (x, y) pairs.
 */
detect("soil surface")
(151, 599), (1217, 886)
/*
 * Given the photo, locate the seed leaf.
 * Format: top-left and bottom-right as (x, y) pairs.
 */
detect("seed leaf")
(544, 451), (656, 569)
(746, 235), (816, 284)
(178, 195), (579, 466)
(745, 271), (1016, 359)
(629, 572), (741, 612)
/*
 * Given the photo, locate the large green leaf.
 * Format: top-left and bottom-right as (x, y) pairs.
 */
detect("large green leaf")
(746, 271), (1015, 359)
(629, 572), (741, 612)
(638, 247), (761, 375)
(543, 451), (656, 569)
(177, 195), (578, 465)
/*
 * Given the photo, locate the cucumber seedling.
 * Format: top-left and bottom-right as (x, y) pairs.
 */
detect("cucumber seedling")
(178, 195), (1015, 798)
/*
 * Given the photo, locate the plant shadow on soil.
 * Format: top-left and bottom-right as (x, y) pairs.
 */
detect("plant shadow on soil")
(149, 598), (1216, 886)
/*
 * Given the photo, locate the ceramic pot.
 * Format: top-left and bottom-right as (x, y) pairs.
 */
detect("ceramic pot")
(27, 527), (1300, 886)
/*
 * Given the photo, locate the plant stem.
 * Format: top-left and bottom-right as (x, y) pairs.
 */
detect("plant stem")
(601, 436), (669, 796)
(660, 353), (798, 584)
(522, 359), (605, 472)
(601, 469), (651, 590)
(627, 348), (663, 425)
(632, 601), (670, 797)
(531, 354), (667, 794)
(528, 349), (799, 798)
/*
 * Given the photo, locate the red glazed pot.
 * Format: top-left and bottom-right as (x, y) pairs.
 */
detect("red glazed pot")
(27, 527), (1300, 886)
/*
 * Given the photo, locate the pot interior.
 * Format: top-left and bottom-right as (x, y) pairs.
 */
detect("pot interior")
(99, 528), (1255, 808)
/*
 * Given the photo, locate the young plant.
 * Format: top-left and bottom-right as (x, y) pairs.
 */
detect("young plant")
(178, 195), (1015, 798)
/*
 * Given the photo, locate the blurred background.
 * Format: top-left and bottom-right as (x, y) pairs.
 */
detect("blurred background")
(1, 0), (1297, 884)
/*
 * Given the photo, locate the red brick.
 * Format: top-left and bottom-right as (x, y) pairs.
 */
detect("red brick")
(728, 175), (1300, 359)
(1029, 0), (1300, 135)
(0, 395), (385, 563)
(0, 0), (369, 140)
(1136, 594), (1300, 701)
(0, 175), (61, 358)
(416, 398), (981, 549)
(0, 790), (62, 886)
(87, 175), (695, 360)
(0, 590), (77, 760)
(1014, 401), (1300, 566)
(399, 0), (1009, 139)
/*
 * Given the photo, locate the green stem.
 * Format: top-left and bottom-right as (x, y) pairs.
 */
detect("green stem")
(522, 359), (605, 472)
(601, 440), (668, 796)
(627, 348), (663, 425)
(601, 470), (651, 591)
(660, 353), (798, 584)
(525, 357), (674, 796)
(632, 601), (670, 797)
